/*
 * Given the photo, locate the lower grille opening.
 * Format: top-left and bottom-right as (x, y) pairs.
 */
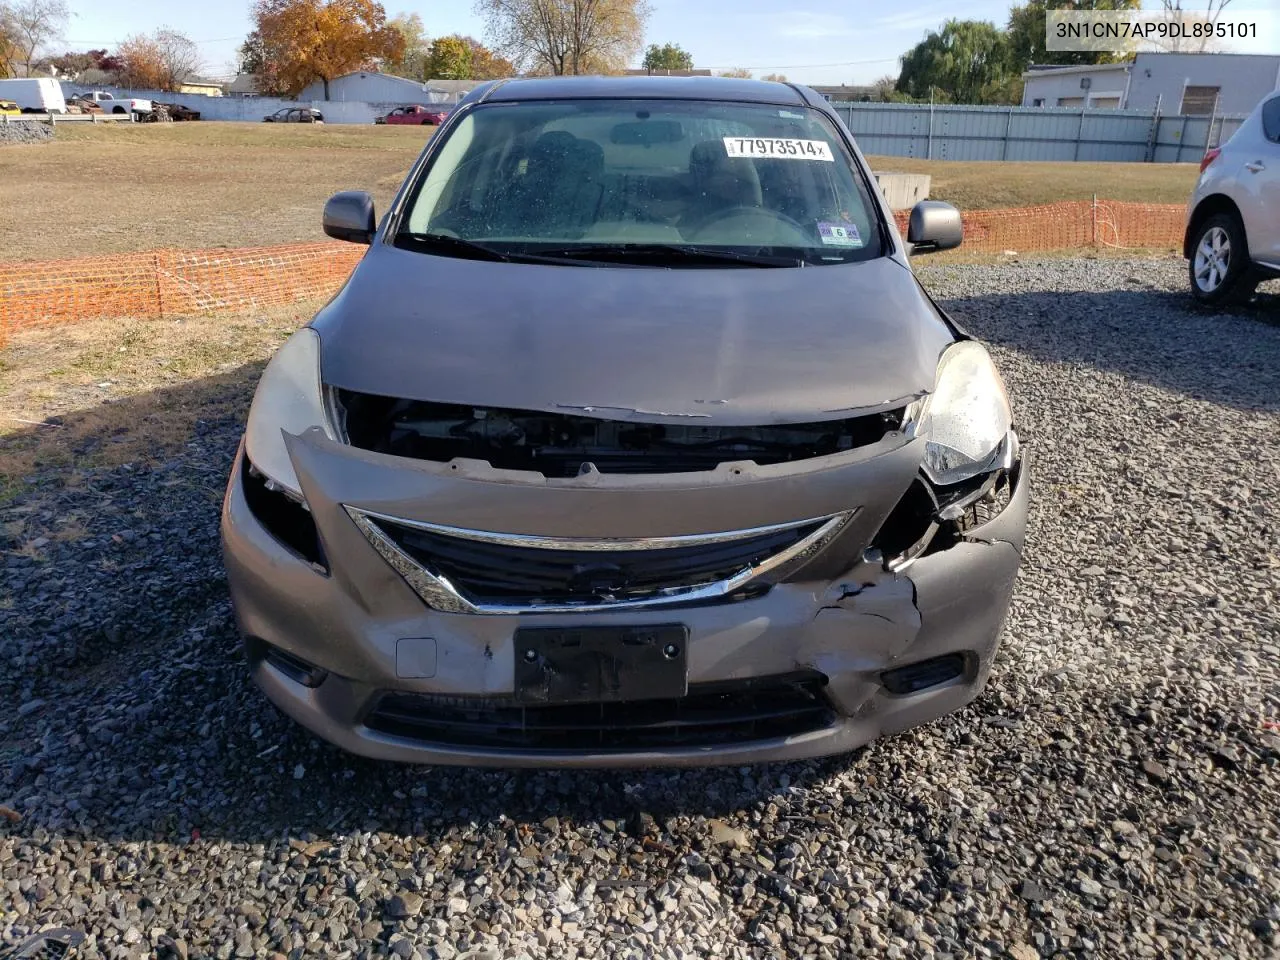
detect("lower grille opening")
(881, 653), (969, 695)
(242, 457), (327, 570)
(333, 390), (904, 477)
(366, 672), (835, 751)
(248, 637), (328, 688)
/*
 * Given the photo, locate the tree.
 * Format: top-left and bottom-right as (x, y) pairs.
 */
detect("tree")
(0, 12), (17, 77)
(3, 0), (67, 74)
(237, 31), (266, 75)
(112, 29), (200, 91)
(115, 33), (166, 89)
(896, 19), (1018, 105)
(1006, 0), (1141, 69)
(462, 35), (516, 78)
(386, 12), (429, 78)
(871, 73), (898, 100)
(40, 47), (121, 80)
(250, 0), (406, 98)
(154, 29), (201, 90)
(476, 0), (650, 75)
(426, 34), (474, 79)
(716, 66), (752, 78)
(641, 41), (691, 72)
(761, 72), (787, 82)
(1153, 0), (1233, 52)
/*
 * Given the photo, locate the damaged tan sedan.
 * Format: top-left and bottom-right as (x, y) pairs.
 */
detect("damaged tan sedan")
(221, 76), (1028, 767)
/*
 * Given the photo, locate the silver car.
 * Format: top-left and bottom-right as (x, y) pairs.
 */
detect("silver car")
(1186, 90), (1280, 305)
(221, 76), (1028, 767)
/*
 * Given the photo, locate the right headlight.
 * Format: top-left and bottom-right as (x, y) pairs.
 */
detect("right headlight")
(907, 341), (1013, 486)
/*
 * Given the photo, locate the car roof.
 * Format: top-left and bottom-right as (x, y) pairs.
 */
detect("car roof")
(473, 75), (817, 107)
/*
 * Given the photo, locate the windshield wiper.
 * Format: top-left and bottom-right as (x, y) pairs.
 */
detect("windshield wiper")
(395, 232), (512, 261)
(523, 243), (804, 268)
(396, 232), (589, 266)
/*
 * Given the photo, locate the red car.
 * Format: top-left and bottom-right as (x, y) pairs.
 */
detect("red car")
(376, 104), (449, 126)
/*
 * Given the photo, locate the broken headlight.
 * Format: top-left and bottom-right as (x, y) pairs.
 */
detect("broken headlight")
(244, 328), (335, 500)
(907, 341), (1012, 486)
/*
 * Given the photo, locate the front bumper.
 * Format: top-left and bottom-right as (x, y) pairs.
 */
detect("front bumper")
(220, 431), (1029, 767)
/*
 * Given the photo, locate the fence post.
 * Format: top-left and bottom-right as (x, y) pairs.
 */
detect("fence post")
(1002, 106), (1013, 161)
(1091, 193), (1098, 246)
(1175, 114), (1189, 163)
(927, 89), (934, 160)
(1073, 106), (1085, 161)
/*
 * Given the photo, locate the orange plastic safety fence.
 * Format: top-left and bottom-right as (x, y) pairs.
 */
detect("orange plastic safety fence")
(0, 242), (365, 341)
(891, 200), (1186, 254)
(2, 201), (1187, 342)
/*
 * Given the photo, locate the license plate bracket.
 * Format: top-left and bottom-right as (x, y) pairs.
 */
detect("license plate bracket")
(513, 624), (689, 704)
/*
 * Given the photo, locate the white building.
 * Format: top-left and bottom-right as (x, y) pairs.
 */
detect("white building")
(1022, 52), (1280, 115)
(298, 71), (483, 104)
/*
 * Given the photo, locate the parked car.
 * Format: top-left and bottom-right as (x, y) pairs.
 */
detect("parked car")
(1185, 90), (1280, 306)
(376, 104), (449, 126)
(0, 99), (19, 116)
(0, 77), (66, 113)
(78, 90), (152, 118)
(155, 101), (201, 121)
(223, 75), (1028, 768)
(263, 107), (324, 123)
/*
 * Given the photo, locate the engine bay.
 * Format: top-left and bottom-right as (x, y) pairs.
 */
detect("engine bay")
(332, 390), (904, 477)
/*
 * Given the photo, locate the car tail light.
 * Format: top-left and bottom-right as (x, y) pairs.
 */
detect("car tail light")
(1199, 147), (1221, 173)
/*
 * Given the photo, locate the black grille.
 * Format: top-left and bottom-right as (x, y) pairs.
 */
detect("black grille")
(375, 519), (824, 605)
(366, 673), (834, 751)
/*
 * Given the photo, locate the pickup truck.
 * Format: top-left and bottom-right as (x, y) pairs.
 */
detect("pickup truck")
(78, 91), (152, 118)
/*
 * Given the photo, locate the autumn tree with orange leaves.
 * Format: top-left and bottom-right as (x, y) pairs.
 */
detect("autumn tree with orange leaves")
(249, 0), (404, 98)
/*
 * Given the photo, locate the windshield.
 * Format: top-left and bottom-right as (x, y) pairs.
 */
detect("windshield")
(396, 98), (884, 266)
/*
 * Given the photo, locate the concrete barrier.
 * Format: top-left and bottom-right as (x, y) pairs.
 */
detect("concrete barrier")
(873, 172), (931, 211)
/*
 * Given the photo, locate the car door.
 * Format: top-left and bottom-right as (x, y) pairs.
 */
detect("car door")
(1247, 94), (1280, 265)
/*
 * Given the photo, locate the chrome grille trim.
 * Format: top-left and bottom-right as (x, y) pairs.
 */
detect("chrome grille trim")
(345, 506), (857, 616)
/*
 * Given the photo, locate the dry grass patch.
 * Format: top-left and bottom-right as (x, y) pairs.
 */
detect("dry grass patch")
(0, 301), (322, 501)
(865, 155), (1198, 210)
(3, 124), (429, 261)
(0, 123), (1199, 262)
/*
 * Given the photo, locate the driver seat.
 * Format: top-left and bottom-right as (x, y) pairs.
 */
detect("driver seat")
(681, 140), (762, 229)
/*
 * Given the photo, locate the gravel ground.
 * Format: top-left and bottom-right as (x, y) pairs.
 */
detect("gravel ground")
(0, 120), (54, 146)
(2, 257), (1278, 960)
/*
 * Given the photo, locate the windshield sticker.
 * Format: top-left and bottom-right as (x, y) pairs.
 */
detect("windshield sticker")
(723, 137), (834, 161)
(818, 221), (863, 247)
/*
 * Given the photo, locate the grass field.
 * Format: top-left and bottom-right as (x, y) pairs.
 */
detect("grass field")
(0, 122), (1198, 262)
(0, 305), (312, 502)
(869, 155), (1198, 210)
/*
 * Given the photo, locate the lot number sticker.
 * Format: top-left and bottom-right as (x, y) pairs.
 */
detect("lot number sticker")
(723, 137), (834, 161)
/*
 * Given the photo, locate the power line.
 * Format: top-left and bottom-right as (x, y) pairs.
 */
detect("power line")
(701, 56), (901, 70)
(62, 35), (243, 46)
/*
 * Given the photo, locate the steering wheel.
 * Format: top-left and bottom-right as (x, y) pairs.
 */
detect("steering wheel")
(683, 205), (811, 245)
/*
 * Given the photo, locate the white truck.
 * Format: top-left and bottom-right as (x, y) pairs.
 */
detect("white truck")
(0, 77), (67, 113)
(79, 90), (152, 118)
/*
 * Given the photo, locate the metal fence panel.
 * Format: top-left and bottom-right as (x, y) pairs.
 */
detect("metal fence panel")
(834, 101), (1245, 164)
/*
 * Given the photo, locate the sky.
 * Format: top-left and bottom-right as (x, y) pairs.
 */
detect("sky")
(57, 0), (1280, 84)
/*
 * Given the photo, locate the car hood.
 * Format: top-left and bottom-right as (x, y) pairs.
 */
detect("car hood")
(313, 244), (955, 425)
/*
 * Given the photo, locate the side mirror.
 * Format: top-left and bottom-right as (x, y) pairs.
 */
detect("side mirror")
(323, 191), (376, 244)
(906, 200), (962, 255)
